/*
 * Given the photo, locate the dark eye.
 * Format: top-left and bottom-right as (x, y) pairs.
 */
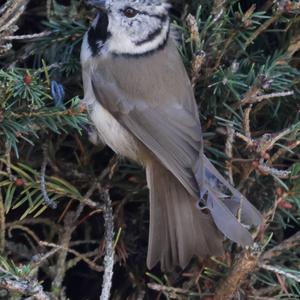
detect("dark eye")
(123, 7), (138, 18)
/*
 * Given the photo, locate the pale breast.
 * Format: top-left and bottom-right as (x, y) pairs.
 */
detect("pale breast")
(88, 99), (140, 162)
(81, 34), (145, 164)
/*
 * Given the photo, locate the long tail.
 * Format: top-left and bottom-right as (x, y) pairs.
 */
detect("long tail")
(146, 155), (263, 271)
(146, 159), (224, 271)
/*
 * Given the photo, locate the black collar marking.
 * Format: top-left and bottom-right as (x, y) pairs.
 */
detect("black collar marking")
(88, 11), (110, 56)
(112, 26), (170, 58)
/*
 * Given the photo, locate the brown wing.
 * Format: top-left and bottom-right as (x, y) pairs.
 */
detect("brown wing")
(89, 39), (203, 197)
(88, 38), (262, 247)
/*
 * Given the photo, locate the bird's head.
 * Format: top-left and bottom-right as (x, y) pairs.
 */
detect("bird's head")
(88, 0), (171, 56)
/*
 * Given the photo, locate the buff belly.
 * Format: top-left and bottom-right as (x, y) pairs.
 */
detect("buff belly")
(88, 99), (141, 162)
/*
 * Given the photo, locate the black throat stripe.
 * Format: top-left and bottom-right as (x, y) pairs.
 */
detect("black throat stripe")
(113, 26), (170, 58)
(134, 27), (163, 46)
(88, 11), (110, 56)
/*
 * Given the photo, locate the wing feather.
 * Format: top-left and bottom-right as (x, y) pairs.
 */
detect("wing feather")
(87, 38), (262, 247)
(91, 74), (202, 196)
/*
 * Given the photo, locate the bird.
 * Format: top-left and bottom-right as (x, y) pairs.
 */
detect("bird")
(81, 0), (262, 271)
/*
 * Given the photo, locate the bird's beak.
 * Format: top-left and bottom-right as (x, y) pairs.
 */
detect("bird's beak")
(86, 0), (106, 10)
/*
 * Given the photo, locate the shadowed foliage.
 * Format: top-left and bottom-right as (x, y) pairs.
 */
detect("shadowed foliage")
(0, 0), (299, 299)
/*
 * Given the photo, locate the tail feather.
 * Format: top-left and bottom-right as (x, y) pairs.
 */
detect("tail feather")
(203, 156), (262, 224)
(196, 156), (262, 246)
(146, 155), (262, 270)
(146, 160), (224, 271)
(206, 190), (253, 245)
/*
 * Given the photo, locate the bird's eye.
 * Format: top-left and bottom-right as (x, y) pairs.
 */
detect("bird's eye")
(123, 7), (138, 18)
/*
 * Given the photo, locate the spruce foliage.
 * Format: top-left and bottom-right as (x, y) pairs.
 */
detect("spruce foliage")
(0, 0), (299, 299)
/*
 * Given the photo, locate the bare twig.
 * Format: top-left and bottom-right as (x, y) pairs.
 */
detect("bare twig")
(242, 91), (294, 106)
(0, 277), (52, 300)
(66, 249), (100, 271)
(259, 263), (300, 283)
(40, 241), (103, 272)
(243, 105), (252, 139)
(235, 132), (255, 146)
(214, 249), (261, 300)
(147, 283), (195, 299)
(99, 184), (115, 300)
(240, 84), (263, 106)
(0, 0), (29, 55)
(75, 181), (99, 220)
(5, 144), (15, 181)
(1, 7), (25, 32)
(245, 13), (282, 49)
(78, 196), (104, 210)
(258, 160), (291, 179)
(51, 212), (76, 296)
(225, 126), (235, 185)
(30, 248), (60, 270)
(8, 225), (41, 245)
(3, 31), (51, 40)
(0, 0), (12, 15)
(262, 231), (300, 261)
(39, 159), (117, 297)
(258, 126), (297, 155)
(0, 0), (28, 28)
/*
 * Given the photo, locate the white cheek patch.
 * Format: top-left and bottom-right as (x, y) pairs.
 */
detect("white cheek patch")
(108, 28), (136, 54)
(107, 20), (170, 56)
